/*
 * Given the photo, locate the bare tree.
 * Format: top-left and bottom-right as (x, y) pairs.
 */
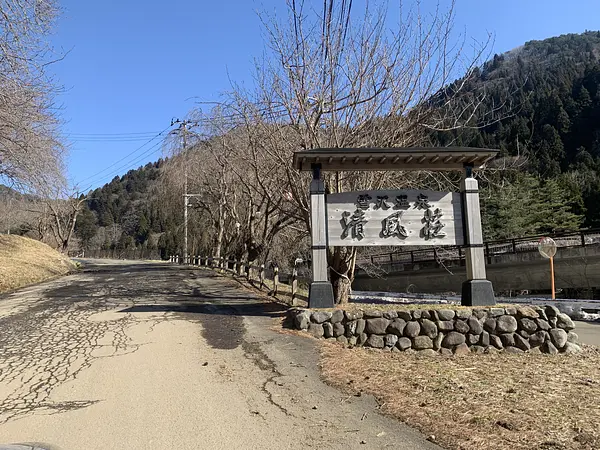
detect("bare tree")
(0, 0), (65, 193)
(0, 192), (33, 234)
(29, 175), (88, 253)
(218, 0), (510, 303)
(45, 194), (87, 253)
(159, 1), (514, 302)
(160, 108), (302, 265)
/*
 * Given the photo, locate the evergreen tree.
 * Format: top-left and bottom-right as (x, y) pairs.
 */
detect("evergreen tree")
(481, 173), (584, 240)
(74, 207), (98, 249)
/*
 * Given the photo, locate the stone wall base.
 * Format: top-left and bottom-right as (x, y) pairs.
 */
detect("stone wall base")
(288, 305), (581, 355)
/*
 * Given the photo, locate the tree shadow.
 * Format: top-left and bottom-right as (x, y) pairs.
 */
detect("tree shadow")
(119, 300), (287, 318)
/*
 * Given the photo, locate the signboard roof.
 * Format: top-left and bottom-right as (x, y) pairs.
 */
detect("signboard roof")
(293, 147), (498, 172)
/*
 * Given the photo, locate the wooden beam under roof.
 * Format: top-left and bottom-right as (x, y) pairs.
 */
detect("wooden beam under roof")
(292, 147), (499, 172)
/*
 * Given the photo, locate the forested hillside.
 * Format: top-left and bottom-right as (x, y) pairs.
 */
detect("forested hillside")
(68, 31), (600, 255)
(435, 32), (600, 234)
(73, 159), (180, 258)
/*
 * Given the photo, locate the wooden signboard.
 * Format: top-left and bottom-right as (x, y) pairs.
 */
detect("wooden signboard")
(326, 189), (464, 247)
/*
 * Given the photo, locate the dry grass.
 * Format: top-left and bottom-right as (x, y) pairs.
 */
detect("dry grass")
(320, 342), (600, 450)
(0, 235), (75, 293)
(261, 277), (308, 305)
(210, 268), (309, 306)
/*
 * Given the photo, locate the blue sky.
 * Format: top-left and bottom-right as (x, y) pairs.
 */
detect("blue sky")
(50, 0), (600, 192)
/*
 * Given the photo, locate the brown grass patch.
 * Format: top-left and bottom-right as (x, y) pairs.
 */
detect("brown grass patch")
(320, 342), (600, 450)
(0, 235), (75, 293)
(261, 277), (308, 305)
(209, 268), (309, 307)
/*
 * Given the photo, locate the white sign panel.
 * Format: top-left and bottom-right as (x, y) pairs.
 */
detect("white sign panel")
(326, 190), (464, 246)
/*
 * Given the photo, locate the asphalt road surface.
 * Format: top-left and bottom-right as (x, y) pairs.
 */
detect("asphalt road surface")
(574, 320), (600, 347)
(0, 260), (439, 450)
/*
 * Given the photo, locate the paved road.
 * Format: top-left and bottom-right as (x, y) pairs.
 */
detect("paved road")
(574, 320), (600, 347)
(0, 260), (438, 450)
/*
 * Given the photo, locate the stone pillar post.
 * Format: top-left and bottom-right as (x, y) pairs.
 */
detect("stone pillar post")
(461, 165), (495, 306)
(308, 164), (334, 308)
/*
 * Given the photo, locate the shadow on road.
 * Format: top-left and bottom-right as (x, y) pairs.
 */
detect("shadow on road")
(119, 301), (287, 319)
(39, 260), (292, 350)
(80, 263), (183, 274)
(119, 302), (287, 350)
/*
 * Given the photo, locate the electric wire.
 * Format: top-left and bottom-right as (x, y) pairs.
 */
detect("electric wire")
(75, 126), (172, 190)
(73, 105), (291, 192)
(67, 131), (161, 136)
(77, 139), (166, 193)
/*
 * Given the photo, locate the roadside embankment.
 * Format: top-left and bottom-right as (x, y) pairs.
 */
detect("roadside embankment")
(0, 235), (75, 294)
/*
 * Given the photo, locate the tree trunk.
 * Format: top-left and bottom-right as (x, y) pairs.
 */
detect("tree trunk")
(214, 214), (224, 259)
(333, 275), (352, 304)
(60, 207), (80, 253)
(329, 246), (357, 304)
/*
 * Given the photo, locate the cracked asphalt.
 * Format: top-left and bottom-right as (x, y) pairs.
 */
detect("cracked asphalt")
(0, 260), (439, 450)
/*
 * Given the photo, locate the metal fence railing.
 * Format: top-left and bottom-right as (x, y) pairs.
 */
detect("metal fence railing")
(363, 229), (600, 268)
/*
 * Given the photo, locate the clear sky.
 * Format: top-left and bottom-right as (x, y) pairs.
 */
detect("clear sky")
(49, 0), (600, 192)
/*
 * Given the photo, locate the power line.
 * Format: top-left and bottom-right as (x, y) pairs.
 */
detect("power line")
(71, 137), (164, 143)
(66, 131), (162, 137)
(66, 131), (163, 143)
(77, 139), (166, 193)
(76, 126), (170, 183)
(75, 126), (171, 189)
(79, 138), (164, 189)
(74, 105), (292, 192)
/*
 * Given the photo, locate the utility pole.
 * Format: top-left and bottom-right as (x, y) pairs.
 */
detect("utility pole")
(171, 118), (193, 264)
(172, 118), (204, 264)
(183, 122), (189, 264)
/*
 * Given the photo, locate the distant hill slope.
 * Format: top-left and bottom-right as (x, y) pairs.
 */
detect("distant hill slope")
(0, 184), (36, 202)
(0, 235), (75, 293)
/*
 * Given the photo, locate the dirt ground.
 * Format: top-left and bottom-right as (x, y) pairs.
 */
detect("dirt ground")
(319, 341), (600, 450)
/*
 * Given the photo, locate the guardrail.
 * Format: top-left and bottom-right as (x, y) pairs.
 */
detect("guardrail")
(351, 290), (600, 314)
(168, 255), (308, 305)
(362, 229), (600, 268)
